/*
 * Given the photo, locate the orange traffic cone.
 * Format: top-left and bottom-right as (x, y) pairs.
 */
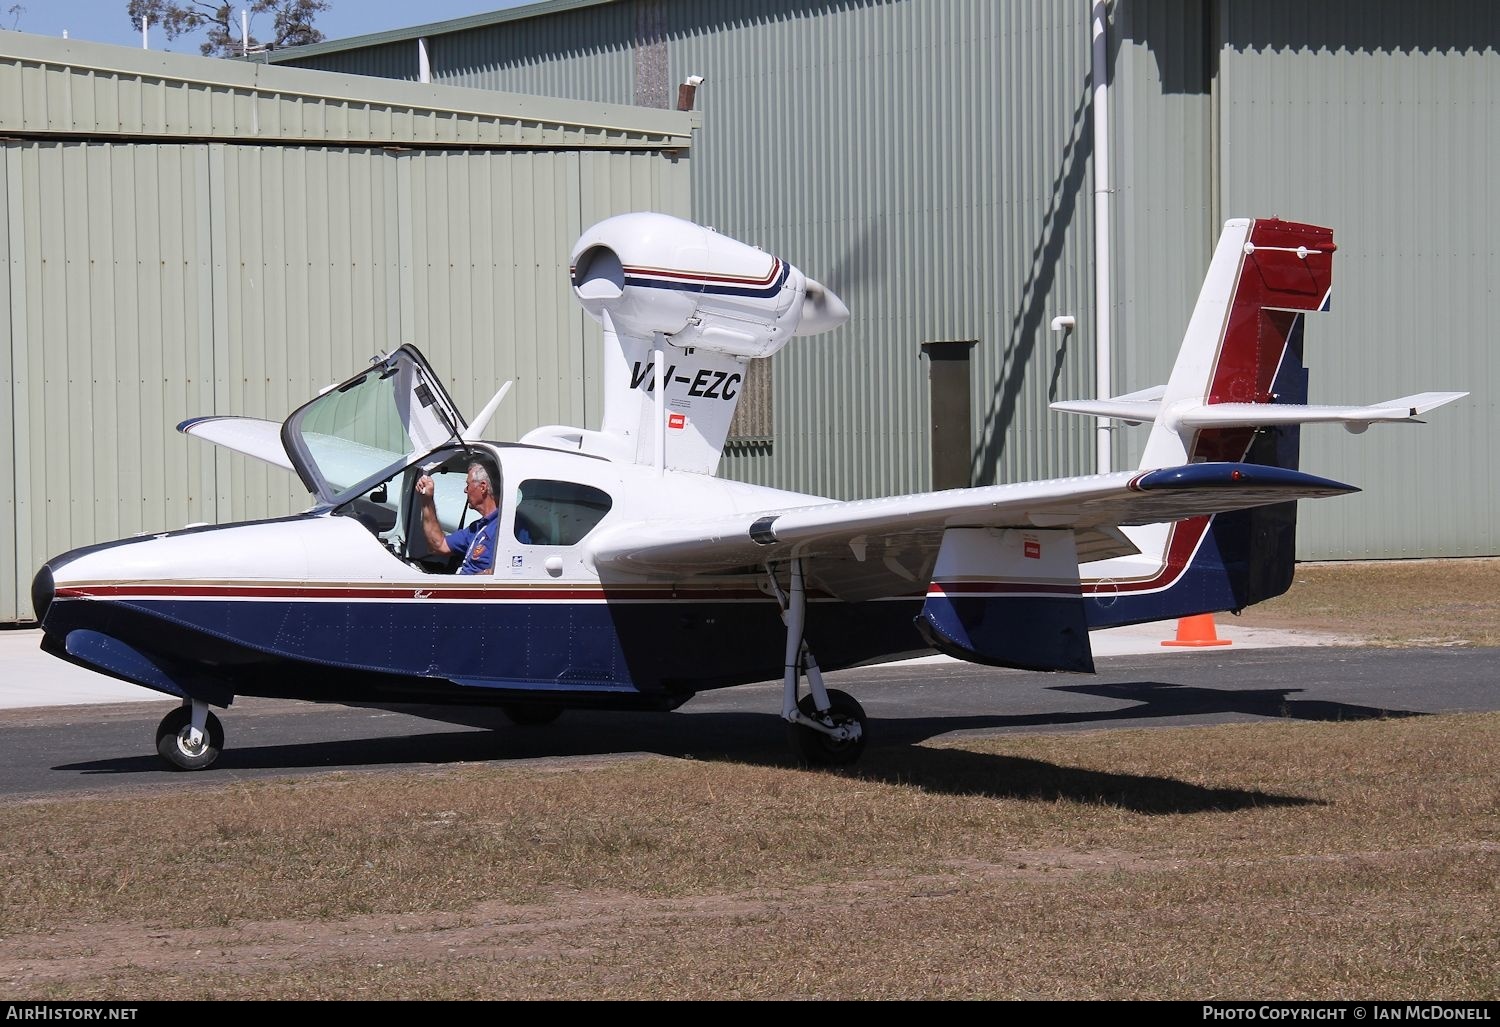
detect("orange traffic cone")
(1161, 613), (1232, 647)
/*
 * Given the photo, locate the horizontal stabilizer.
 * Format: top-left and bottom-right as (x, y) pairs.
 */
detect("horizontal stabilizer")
(1177, 392), (1468, 432)
(177, 416), (293, 471)
(1053, 389), (1467, 434)
(1050, 395), (1164, 422)
(1050, 386), (1164, 424)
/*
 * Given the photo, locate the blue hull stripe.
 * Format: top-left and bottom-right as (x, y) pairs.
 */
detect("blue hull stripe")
(43, 593), (930, 707)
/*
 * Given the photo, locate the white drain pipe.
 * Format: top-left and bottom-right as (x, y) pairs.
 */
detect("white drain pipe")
(1091, 0), (1113, 473)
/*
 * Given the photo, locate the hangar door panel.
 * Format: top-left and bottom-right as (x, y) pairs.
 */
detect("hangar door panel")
(213, 144), (404, 524)
(3, 141), (217, 618)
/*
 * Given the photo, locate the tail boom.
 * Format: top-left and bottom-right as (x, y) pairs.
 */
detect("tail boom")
(1080, 218), (1339, 626)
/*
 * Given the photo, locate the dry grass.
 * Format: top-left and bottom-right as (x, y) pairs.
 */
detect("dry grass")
(1237, 558), (1500, 646)
(2, 713), (1496, 1000)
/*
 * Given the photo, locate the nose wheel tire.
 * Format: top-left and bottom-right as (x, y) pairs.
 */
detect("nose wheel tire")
(155, 705), (225, 771)
(788, 689), (868, 767)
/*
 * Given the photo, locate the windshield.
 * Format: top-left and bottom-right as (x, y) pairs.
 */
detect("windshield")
(281, 346), (467, 504)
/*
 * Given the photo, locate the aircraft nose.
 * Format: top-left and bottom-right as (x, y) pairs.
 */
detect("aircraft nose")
(31, 564), (54, 623)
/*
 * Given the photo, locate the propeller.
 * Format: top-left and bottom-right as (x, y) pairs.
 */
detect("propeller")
(796, 276), (851, 336)
(818, 222), (884, 297)
(791, 223), (882, 336)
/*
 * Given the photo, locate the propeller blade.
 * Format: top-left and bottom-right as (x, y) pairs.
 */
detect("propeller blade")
(796, 277), (850, 336)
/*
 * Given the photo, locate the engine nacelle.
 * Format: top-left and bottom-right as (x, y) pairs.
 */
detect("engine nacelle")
(555, 213), (849, 477)
(570, 212), (846, 358)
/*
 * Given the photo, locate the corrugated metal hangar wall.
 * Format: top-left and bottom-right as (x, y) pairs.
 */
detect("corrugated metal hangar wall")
(272, 0), (1499, 563)
(0, 34), (693, 621)
(1113, 1), (1498, 560)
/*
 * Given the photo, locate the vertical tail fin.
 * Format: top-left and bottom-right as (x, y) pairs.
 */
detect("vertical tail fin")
(598, 311), (752, 474)
(1081, 218), (1336, 627)
(1140, 217), (1334, 471)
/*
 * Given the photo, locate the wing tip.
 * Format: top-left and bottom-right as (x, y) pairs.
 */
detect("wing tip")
(1135, 462), (1358, 496)
(176, 415), (219, 434)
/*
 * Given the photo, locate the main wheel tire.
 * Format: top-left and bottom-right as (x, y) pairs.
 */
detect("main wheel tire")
(501, 703), (563, 727)
(155, 705), (225, 771)
(787, 688), (868, 767)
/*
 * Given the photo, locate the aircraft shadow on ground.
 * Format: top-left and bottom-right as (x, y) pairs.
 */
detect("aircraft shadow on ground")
(835, 746), (1323, 813)
(945, 679), (1427, 731)
(55, 718), (1320, 813)
(53, 678), (1423, 810)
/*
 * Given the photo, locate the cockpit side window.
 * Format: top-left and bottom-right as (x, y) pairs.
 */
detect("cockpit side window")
(513, 480), (613, 547)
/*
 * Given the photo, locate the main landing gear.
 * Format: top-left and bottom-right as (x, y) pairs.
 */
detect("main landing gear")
(772, 560), (868, 766)
(155, 700), (224, 771)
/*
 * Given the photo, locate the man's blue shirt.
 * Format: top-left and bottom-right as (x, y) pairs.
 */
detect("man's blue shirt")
(445, 509), (500, 575)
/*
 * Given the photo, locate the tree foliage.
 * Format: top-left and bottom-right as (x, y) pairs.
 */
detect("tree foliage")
(126, 0), (330, 57)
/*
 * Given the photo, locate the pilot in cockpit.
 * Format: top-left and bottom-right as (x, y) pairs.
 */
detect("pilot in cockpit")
(413, 458), (500, 575)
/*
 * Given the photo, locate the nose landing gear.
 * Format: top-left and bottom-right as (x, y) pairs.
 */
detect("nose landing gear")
(155, 700), (224, 771)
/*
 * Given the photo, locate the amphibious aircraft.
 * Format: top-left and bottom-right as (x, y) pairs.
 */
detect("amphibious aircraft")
(31, 213), (1463, 770)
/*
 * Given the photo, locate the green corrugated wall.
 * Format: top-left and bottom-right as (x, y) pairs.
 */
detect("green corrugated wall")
(0, 34), (692, 621)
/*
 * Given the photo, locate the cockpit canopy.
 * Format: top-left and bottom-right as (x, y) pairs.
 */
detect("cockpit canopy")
(281, 346), (467, 506)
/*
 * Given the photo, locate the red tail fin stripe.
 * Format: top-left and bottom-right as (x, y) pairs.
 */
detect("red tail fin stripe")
(1191, 219), (1333, 464)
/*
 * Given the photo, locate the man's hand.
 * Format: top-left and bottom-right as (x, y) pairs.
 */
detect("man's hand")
(416, 475), (449, 554)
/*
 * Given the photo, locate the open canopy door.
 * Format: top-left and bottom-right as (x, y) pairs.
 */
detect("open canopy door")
(281, 345), (467, 505)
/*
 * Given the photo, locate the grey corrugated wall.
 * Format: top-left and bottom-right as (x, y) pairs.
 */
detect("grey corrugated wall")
(1213, 1), (1498, 558)
(281, 38), (419, 79)
(1108, 0), (1214, 472)
(265, 0), (1500, 559)
(673, 1), (1099, 498)
(311, 0), (1099, 500)
(1112, 0), (1498, 559)
(431, 4), (637, 102)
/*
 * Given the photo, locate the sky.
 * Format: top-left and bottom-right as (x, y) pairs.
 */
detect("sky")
(5, 1), (531, 52)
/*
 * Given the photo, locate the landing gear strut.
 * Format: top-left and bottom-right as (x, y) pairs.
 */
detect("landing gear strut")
(155, 700), (224, 771)
(772, 559), (868, 766)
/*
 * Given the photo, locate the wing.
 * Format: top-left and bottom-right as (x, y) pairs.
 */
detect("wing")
(587, 462), (1356, 600)
(177, 416), (411, 496)
(177, 416), (293, 471)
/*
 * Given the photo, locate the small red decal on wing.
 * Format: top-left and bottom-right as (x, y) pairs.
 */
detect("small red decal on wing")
(1024, 538), (1041, 560)
(668, 413), (686, 430)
